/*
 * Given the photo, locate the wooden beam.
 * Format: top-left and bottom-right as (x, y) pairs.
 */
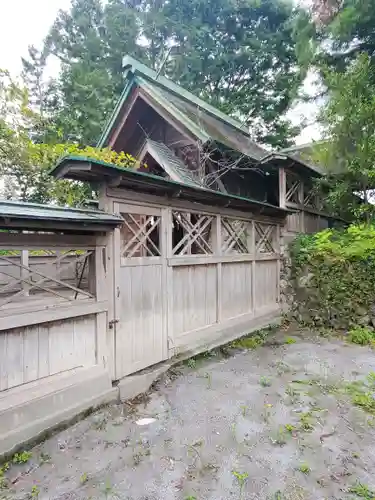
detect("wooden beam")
(279, 167), (286, 208)
(0, 300), (108, 331)
(109, 87), (140, 149)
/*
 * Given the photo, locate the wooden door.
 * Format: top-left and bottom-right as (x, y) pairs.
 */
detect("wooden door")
(113, 203), (168, 378)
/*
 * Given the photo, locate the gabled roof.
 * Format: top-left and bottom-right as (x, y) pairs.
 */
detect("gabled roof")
(0, 199), (124, 232)
(259, 151), (323, 177)
(98, 55), (267, 161)
(278, 141), (327, 175)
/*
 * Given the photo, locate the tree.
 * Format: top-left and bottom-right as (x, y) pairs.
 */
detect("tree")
(24, 0), (303, 148)
(294, 0), (375, 79)
(313, 54), (375, 220)
(0, 71), (138, 205)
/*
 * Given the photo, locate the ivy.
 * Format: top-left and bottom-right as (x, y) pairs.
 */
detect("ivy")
(288, 225), (375, 329)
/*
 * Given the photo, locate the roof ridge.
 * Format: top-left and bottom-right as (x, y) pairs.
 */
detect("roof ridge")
(122, 55), (250, 136)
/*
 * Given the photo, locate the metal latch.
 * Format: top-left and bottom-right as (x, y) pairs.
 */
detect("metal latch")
(108, 319), (119, 329)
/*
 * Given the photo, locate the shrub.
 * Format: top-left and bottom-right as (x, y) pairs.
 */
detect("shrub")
(348, 327), (375, 345)
(288, 225), (375, 329)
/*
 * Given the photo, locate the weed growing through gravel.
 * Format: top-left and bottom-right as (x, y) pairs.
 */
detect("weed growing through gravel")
(241, 405), (248, 417)
(345, 372), (375, 413)
(261, 403), (273, 423)
(39, 452), (51, 464)
(259, 376), (272, 387)
(270, 426), (287, 446)
(349, 481), (375, 498)
(229, 324), (277, 350)
(232, 471), (249, 499)
(80, 472), (88, 484)
(299, 412), (315, 431)
(30, 485), (39, 498)
(347, 327), (375, 346)
(13, 451), (32, 464)
(284, 337), (296, 344)
(298, 463), (311, 474)
(284, 423), (296, 433)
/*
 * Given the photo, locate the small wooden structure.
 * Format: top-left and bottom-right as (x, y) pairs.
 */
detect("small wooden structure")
(0, 56), (340, 456)
(0, 201), (122, 456)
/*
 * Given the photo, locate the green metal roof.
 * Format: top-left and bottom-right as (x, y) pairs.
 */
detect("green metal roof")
(97, 55), (267, 161)
(0, 199), (123, 232)
(52, 155), (289, 217)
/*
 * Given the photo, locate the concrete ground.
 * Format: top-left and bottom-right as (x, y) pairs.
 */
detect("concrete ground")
(2, 329), (375, 500)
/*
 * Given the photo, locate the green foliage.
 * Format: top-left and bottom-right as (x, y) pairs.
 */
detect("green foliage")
(289, 225), (375, 329)
(348, 326), (375, 346)
(259, 376), (272, 387)
(311, 54), (375, 221)
(24, 0), (302, 147)
(232, 470), (249, 499)
(0, 71), (137, 205)
(345, 372), (375, 414)
(348, 481), (375, 498)
(13, 451), (32, 464)
(298, 463), (311, 474)
(31, 485), (40, 498)
(284, 336), (296, 344)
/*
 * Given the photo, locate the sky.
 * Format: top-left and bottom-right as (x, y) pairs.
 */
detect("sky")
(0, 0), (320, 145)
(0, 0), (71, 75)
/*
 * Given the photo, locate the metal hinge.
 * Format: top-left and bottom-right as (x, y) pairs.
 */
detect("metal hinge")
(108, 319), (119, 329)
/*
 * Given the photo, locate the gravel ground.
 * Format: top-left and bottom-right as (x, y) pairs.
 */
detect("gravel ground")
(2, 330), (375, 500)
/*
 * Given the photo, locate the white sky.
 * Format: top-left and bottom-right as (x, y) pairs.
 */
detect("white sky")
(0, 0), (320, 145)
(0, 0), (71, 75)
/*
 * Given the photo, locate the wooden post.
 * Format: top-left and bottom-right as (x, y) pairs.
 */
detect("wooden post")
(299, 179), (305, 233)
(213, 215), (222, 323)
(94, 245), (108, 369)
(251, 220), (256, 314)
(279, 167), (286, 208)
(99, 185), (116, 379)
(21, 250), (29, 296)
(165, 207), (174, 356)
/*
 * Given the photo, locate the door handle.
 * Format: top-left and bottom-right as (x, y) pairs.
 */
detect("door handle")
(108, 319), (119, 329)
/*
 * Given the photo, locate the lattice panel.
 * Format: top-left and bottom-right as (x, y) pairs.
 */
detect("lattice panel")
(0, 248), (94, 308)
(172, 211), (213, 255)
(120, 213), (161, 258)
(221, 218), (251, 254)
(254, 222), (277, 253)
(303, 184), (323, 211)
(286, 171), (302, 204)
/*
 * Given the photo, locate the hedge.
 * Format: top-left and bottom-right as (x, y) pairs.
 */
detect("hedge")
(288, 225), (375, 329)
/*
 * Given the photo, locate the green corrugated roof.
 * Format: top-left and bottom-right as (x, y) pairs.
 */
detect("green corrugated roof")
(146, 140), (202, 188)
(0, 199), (123, 228)
(52, 155), (289, 217)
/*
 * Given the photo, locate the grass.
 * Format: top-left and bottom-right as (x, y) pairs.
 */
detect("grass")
(270, 426), (287, 446)
(80, 472), (88, 484)
(230, 334), (266, 350)
(31, 485), (40, 498)
(13, 451), (32, 464)
(259, 376), (272, 387)
(349, 481), (375, 498)
(230, 324), (278, 350)
(298, 463), (311, 474)
(284, 337), (296, 344)
(345, 372), (375, 414)
(347, 326), (375, 346)
(299, 412), (315, 431)
(232, 471), (248, 499)
(284, 423), (296, 433)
